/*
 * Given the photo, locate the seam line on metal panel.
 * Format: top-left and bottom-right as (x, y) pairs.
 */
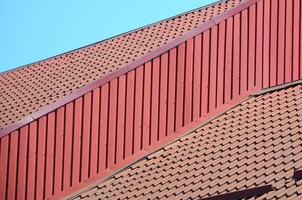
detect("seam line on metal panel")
(0, 0), (260, 137)
(62, 93), (254, 200)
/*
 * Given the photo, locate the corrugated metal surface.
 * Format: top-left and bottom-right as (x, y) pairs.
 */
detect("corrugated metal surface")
(0, 0), (302, 199)
(0, 0), (242, 129)
(71, 84), (302, 200)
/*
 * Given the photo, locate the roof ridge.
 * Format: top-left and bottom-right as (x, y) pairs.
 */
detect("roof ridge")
(65, 80), (302, 199)
(0, 0), (258, 136)
(251, 80), (302, 97)
(64, 93), (255, 200)
(0, 0), (226, 76)
(67, 82), (302, 200)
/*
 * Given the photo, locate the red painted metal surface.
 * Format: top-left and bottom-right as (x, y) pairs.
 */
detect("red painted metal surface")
(0, 0), (257, 136)
(0, 0), (302, 199)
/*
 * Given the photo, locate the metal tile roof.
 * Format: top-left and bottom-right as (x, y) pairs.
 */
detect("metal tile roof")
(0, 0), (242, 129)
(69, 84), (302, 200)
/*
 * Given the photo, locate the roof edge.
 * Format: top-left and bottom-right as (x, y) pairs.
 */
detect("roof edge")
(61, 93), (253, 200)
(0, 0), (258, 137)
(0, 0), (226, 76)
(252, 80), (302, 97)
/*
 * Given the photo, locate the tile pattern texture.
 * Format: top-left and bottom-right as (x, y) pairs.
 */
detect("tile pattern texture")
(0, 0), (241, 129)
(71, 84), (302, 200)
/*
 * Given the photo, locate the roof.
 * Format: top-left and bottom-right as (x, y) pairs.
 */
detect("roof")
(0, 0), (242, 129)
(69, 83), (302, 200)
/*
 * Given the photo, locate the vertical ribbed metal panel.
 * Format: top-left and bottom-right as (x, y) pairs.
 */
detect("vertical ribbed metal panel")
(0, 0), (302, 199)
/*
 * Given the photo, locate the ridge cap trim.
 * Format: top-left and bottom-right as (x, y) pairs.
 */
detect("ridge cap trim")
(0, 0), (258, 137)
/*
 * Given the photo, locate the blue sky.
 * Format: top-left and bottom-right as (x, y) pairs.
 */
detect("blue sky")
(0, 0), (216, 73)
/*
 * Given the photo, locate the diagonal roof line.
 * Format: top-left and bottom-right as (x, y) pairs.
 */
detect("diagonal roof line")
(0, 0), (226, 76)
(0, 0), (258, 136)
(62, 80), (302, 199)
(251, 80), (302, 97)
(64, 94), (255, 200)
(67, 83), (302, 199)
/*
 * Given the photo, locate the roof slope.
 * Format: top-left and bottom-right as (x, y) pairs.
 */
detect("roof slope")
(70, 84), (302, 200)
(0, 0), (242, 129)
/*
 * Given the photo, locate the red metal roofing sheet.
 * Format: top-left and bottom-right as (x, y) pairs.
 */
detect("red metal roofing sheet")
(0, 0), (242, 129)
(69, 84), (302, 200)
